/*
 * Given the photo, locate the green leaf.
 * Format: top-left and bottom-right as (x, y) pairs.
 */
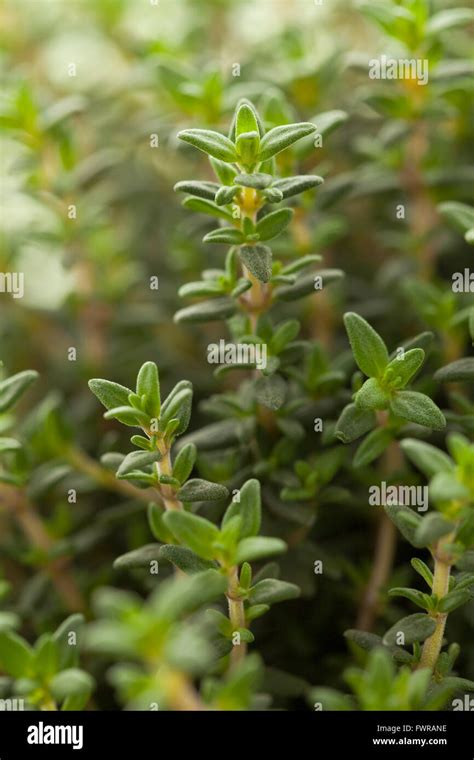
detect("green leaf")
(234, 173), (272, 189)
(178, 128), (237, 162)
(88, 378), (132, 411)
(400, 438), (454, 479)
(163, 511), (220, 560)
(159, 387), (193, 437)
(159, 545), (216, 575)
(414, 513), (455, 547)
(235, 103), (259, 137)
(49, 668), (94, 701)
(235, 131), (260, 166)
(148, 503), (174, 543)
(248, 579), (300, 605)
(384, 504), (423, 547)
(353, 427), (392, 468)
(427, 8), (474, 35)
(388, 587), (431, 611)
(390, 392), (446, 431)
(239, 244), (272, 283)
(222, 479), (261, 538)
(273, 268), (343, 301)
(173, 180), (218, 201)
(178, 280), (224, 298)
(383, 349), (425, 389)
(215, 186), (239, 206)
(235, 536), (286, 564)
(203, 227), (244, 244)
(258, 122), (317, 161)
(335, 403), (376, 443)
(113, 544), (162, 569)
(434, 358), (474, 382)
(174, 298), (236, 324)
(0, 370), (38, 413)
(271, 175), (324, 199)
(270, 320), (300, 354)
(154, 570), (227, 619)
(255, 375), (286, 410)
(172, 443), (197, 484)
(438, 201), (474, 233)
(438, 589), (473, 614)
(210, 157), (237, 185)
(136, 362), (160, 417)
(53, 614), (84, 669)
(354, 378), (389, 410)
(343, 312), (389, 378)
(411, 558), (433, 589)
(182, 196), (233, 221)
(0, 631), (33, 678)
(256, 208), (293, 241)
(176, 478), (229, 502)
(103, 405), (149, 427)
(0, 437), (22, 453)
(116, 450), (160, 481)
(383, 614), (436, 647)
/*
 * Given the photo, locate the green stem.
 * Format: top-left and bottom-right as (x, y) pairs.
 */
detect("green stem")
(418, 540), (452, 672)
(226, 566), (247, 667)
(156, 443), (183, 511)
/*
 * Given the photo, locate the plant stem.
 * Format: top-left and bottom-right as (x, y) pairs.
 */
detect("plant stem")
(226, 565), (246, 667)
(356, 422), (401, 631)
(0, 484), (85, 612)
(160, 667), (206, 710)
(156, 444), (183, 511)
(67, 446), (155, 503)
(356, 513), (397, 631)
(418, 536), (453, 672)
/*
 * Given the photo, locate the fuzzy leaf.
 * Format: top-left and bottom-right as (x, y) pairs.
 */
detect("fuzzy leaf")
(235, 536), (286, 564)
(178, 128), (237, 162)
(163, 511), (220, 560)
(136, 362), (160, 418)
(271, 175), (324, 199)
(88, 379), (132, 411)
(239, 244), (272, 283)
(173, 180), (218, 201)
(174, 298), (236, 324)
(390, 391), (446, 431)
(353, 427), (392, 468)
(256, 208), (293, 241)
(383, 349), (425, 389)
(400, 438), (454, 479)
(414, 513), (455, 547)
(159, 545), (216, 575)
(248, 579), (300, 605)
(258, 123), (317, 161)
(383, 614), (436, 647)
(335, 403), (376, 443)
(176, 478), (229, 502)
(343, 312), (389, 379)
(434, 358), (474, 382)
(222, 479), (261, 539)
(0, 370), (38, 413)
(172, 443), (197, 485)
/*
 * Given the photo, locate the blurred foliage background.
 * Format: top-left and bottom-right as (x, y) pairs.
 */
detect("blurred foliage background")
(0, 0), (472, 709)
